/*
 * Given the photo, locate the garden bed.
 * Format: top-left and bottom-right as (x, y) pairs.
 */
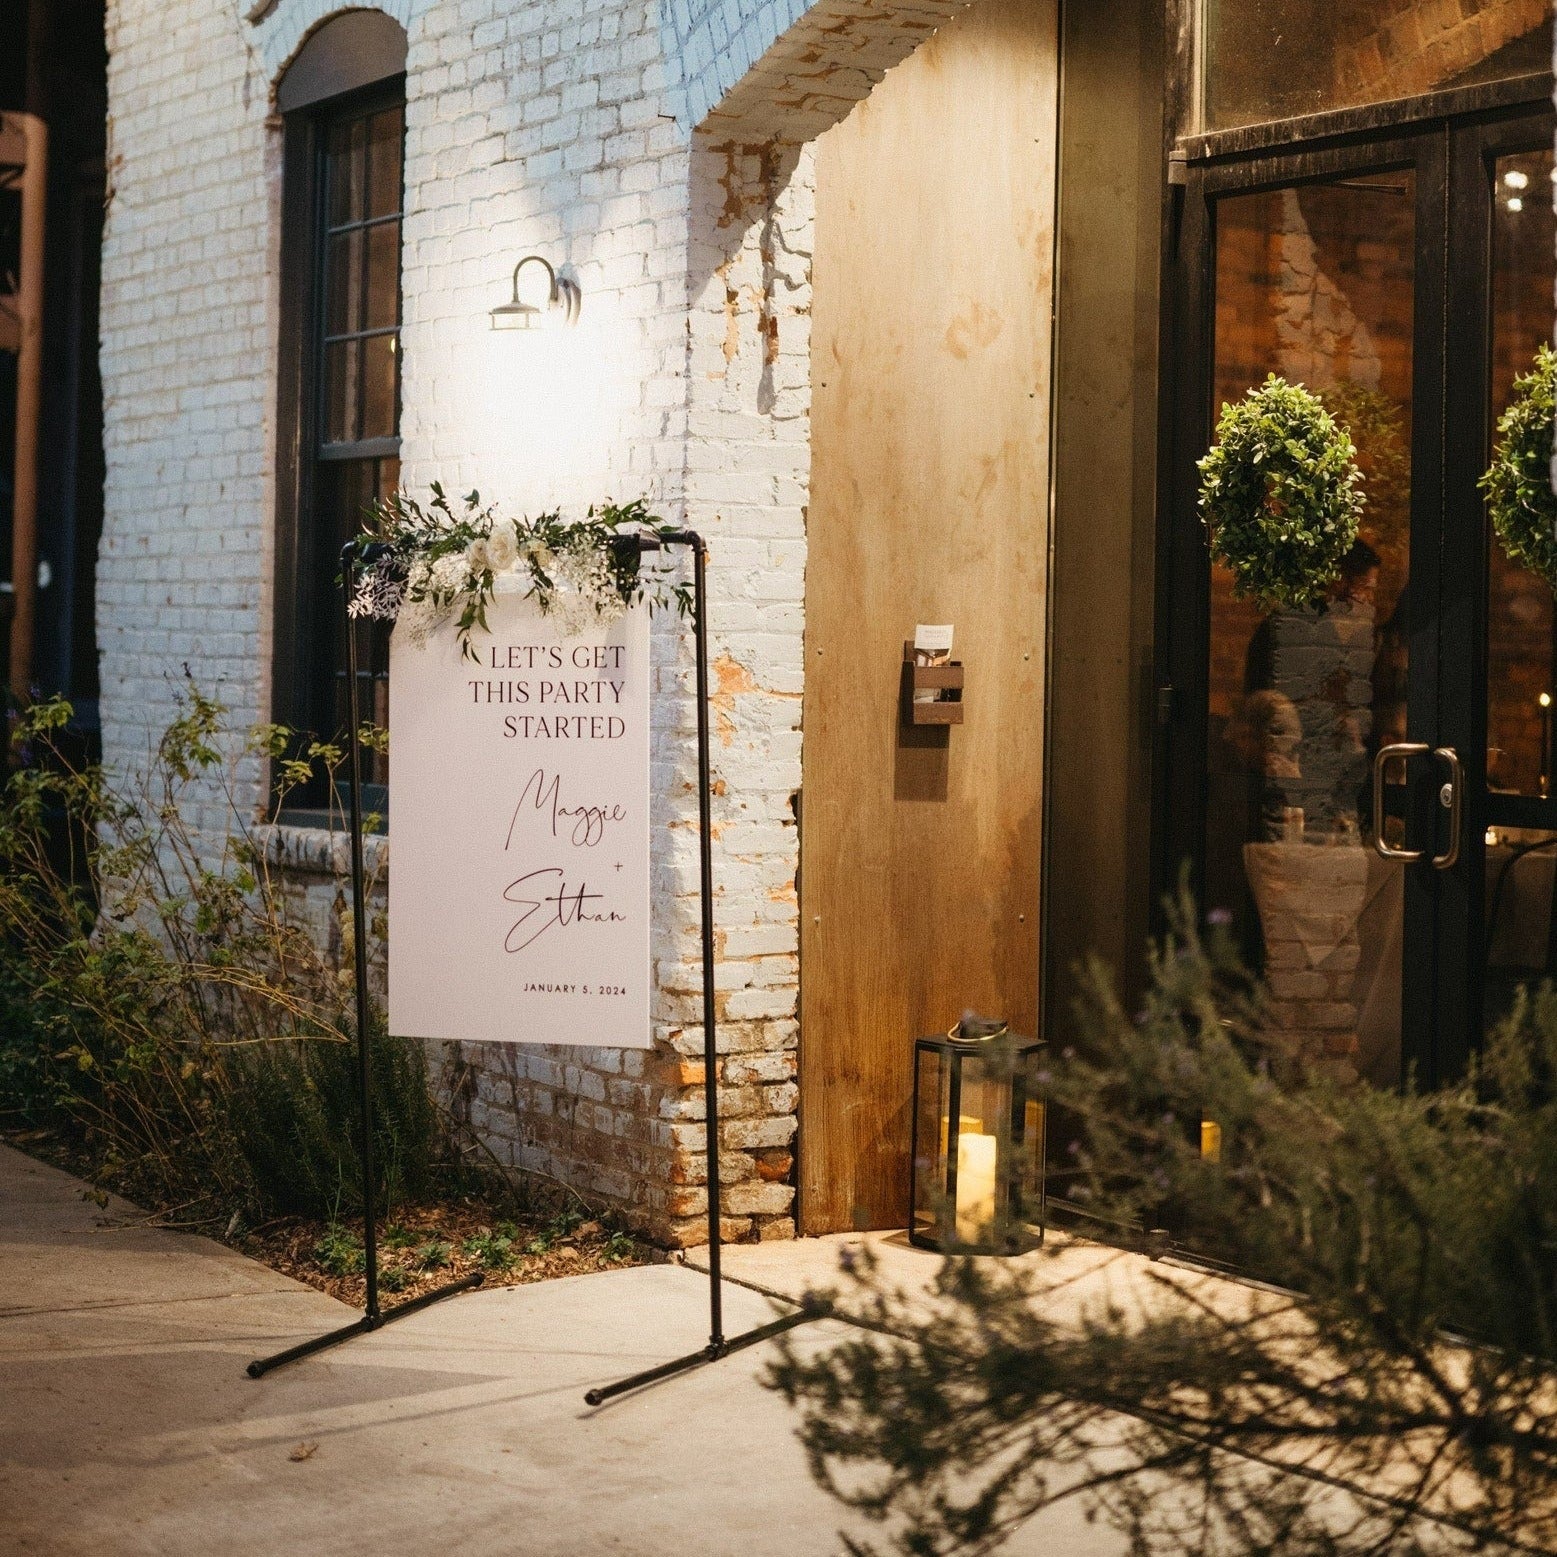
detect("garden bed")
(240, 1199), (655, 1306)
(2, 1125), (655, 1306)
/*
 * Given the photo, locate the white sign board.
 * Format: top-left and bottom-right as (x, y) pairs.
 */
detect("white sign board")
(388, 589), (651, 1047)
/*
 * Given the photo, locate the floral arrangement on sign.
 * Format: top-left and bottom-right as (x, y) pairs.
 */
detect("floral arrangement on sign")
(1197, 373), (1365, 613)
(345, 484), (692, 656)
(1481, 343), (1557, 593)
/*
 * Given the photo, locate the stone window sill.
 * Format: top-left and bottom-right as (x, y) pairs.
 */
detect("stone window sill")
(255, 819), (389, 876)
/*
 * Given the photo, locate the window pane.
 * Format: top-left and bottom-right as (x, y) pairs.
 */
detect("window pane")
(323, 338), (360, 444)
(360, 333), (398, 440)
(366, 105), (403, 220)
(364, 220), (401, 331)
(1486, 148), (1556, 804)
(326, 117), (365, 227)
(325, 229), (364, 337)
(289, 90), (404, 811)
(1202, 1), (1553, 132)
(1205, 172), (1415, 1088)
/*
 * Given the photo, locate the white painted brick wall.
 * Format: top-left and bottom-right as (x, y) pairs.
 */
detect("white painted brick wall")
(99, 0), (968, 1242)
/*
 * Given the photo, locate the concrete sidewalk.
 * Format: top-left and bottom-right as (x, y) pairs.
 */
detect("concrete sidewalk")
(0, 1145), (1124, 1556)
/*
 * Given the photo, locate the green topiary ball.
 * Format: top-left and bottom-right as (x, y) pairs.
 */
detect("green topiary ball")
(1197, 374), (1365, 613)
(1482, 344), (1557, 592)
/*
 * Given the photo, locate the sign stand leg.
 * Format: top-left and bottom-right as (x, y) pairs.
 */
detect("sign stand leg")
(583, 532), (812, 1409)
(247, 545), (484, 1379)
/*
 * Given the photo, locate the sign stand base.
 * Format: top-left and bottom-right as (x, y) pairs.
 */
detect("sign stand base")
(581, 532), (815, 1409)
(247, 543), (485, 1379)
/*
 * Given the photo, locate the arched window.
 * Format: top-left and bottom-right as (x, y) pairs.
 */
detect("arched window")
(272, 11), (407, 818)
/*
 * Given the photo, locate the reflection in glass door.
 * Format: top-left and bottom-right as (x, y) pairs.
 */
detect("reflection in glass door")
(1482, 144), (1557, 1024)
(1177, 111), (1557, 1086)
(1204, 170), (1417, 1086)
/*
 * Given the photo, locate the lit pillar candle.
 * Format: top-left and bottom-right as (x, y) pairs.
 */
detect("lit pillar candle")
(939, 1113), (982, 1156)
(1201, 1119), (1223, 1162)
(1542, 692), (1552, 799)
(955, 1131), (998, 1243)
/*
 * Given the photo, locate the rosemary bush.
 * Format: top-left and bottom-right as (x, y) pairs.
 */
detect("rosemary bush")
(0, 683), (441, 1223)
(767, 891), (1557, 1556)
(1198, 374), (1365, 612)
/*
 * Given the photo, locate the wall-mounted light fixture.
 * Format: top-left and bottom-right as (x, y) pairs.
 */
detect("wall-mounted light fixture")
(490, 255), (581, 331)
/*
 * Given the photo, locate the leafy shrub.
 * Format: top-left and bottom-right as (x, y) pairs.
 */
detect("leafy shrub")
(462, 1225), (517, 1271)
(312, 1223), (365, 1278)
(1198, 374), (1365, 612)
(1482, 342), (1557, 591)
(0, 683), (442, 1224)
(415, 1239), (452, 1271)
(223, 1017), (440, 1217)
(768, 889), (1557, 1556)
(525, 1205), (585, 1255)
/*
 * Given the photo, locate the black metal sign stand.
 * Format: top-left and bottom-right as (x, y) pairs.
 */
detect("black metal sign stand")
(247, 533), (812, 1386)
(582, 531), (811, 1408)
(247, 544), (484, 1379)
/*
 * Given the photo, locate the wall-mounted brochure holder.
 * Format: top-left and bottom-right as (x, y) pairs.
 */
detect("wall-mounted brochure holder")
(903, 641), (964, 725)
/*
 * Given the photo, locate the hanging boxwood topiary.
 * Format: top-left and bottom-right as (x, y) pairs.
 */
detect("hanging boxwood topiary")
(1197, 373), (1365, 613)
(1482, 343), (1557, 592)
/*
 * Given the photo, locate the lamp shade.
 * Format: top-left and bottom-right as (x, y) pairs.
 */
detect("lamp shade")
(490, 255), (582, 330)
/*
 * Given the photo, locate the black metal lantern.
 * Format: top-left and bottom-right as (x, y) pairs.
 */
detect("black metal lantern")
(910, 1017), (1046, 1254)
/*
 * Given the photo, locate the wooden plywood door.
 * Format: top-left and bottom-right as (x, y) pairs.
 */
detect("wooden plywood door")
(798, 0), (1058, 1234)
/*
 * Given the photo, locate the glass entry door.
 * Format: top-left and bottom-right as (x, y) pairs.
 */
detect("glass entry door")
(1448, 116), (1557, 1061)
(1164, 105), (1556, 1086)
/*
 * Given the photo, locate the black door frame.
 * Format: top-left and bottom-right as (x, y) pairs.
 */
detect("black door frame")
(1443, 106), (1557, 1078)
(1153, 78), (1554, 1085)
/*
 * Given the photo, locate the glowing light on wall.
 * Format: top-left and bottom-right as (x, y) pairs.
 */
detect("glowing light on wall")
(444, 250), (621, 510)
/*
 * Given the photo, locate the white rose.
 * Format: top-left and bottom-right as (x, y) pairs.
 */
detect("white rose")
(430, 552), (468, 595)
(485, 525), (519, 573)
(465, 536), (492, 575)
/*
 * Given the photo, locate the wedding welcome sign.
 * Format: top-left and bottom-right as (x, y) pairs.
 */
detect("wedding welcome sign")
(388, 588), (651, 1048)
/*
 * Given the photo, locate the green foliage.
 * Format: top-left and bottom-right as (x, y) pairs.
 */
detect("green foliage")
(1198, 374), (1365, 612)
(222, 1019), (439, 1218)
(382, 1221), (417, 1250)
(415, 1238), (452, 1271)
(602, 1229), (635, 1263)
(312, 1223), (365, 1278)
(0, 682), (443, 1224)
(767, 889), (1557, 1556)
(1481, 343), (1557, 591)
(346, 482), (693, 660)
(462, 1224), (517, 1271)
(525, 1205), (585, 1255)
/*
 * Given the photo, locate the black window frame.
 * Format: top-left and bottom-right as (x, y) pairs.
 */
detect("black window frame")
(272, 72), (405, 823)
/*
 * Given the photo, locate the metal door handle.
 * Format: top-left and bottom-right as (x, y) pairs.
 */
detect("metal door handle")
(1372, 741), (1429, 862)
(1431, 746), (1462, 870)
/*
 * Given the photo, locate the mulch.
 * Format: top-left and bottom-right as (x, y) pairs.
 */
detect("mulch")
(239, 1201), (656, 1308)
